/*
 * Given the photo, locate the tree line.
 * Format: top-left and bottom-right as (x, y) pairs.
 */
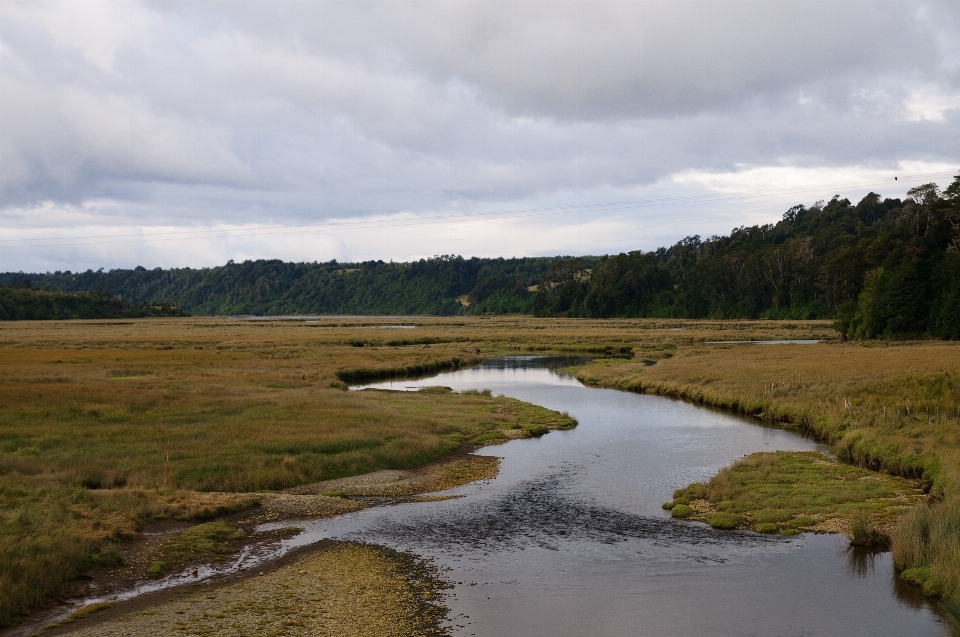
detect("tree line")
(1, 256), (555, 317)
(3, 172), (958, 338)
(533, 175), (960, 339)
(0, 285), (186, 320)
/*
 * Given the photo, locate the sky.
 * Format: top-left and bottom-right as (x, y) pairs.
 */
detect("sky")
(2, 0), (959, 273)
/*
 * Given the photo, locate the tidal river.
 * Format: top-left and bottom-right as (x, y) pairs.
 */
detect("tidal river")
(298, 356), (945, 636)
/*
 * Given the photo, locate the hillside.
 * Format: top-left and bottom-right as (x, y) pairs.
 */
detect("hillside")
(3, 173), (958, 338)
(0, 285), (187, 320)
(0, 257), (560, 317)
(534, 177), (960, 339)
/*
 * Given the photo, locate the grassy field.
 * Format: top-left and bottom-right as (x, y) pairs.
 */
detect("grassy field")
(2, 316), (957, 628)
(0, 317), (582, 625)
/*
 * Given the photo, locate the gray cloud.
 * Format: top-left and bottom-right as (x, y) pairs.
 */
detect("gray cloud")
(1, 0), (959, 269)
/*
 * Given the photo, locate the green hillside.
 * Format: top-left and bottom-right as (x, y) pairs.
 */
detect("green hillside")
(3, 173), (958, 338)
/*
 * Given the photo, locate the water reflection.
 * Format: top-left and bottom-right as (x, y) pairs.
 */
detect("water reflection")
(846, 546), (879, 578)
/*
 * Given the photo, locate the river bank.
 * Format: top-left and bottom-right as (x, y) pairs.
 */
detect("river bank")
(2, 317), (951, 634)
(44, 541), (450, 637)
(569, 340), (960, 625)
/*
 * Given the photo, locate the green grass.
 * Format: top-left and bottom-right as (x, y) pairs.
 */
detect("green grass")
(707, 513), (743, 529)
(670, 504), (693, 519)
(664, 451), (924, 536)
(892, 499), (960, 600)
(145, 522), (244, 577)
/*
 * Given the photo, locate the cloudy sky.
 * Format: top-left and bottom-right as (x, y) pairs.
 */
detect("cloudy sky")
(2, 0), (959, 272)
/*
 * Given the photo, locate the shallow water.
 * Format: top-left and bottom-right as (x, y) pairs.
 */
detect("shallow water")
(315, 356), (945, 636)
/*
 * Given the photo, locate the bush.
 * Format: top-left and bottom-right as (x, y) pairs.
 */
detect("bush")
(147, 561), (170, 577)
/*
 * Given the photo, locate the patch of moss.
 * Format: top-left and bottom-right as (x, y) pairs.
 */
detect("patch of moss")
(901, 566), (945, 597)
(670, 504), (693, 519)
(669, 451), (924, 539)
(708, 513), (743, 529)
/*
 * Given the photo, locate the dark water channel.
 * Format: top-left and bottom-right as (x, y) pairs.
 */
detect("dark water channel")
(287, 356), (945, 636)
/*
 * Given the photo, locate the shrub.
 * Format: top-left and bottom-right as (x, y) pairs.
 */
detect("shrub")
(147, 561), (169, 577)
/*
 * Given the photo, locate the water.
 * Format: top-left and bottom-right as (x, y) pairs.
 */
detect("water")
(307, 355), (944, 636)
(21, 356), (940, 636)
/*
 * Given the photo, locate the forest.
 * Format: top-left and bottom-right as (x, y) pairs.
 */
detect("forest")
(0, 285), (186, 320)
(3, 173), (958, 338)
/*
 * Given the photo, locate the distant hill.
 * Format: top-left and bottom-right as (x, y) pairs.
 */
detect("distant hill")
(3, 173), (958, 338)
(533, 176), (960, 339)
(0, 256), (562, 317)
(0, 285), (187, 320)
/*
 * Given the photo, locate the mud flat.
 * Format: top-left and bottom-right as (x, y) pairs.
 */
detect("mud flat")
(44, 542), (449, 637)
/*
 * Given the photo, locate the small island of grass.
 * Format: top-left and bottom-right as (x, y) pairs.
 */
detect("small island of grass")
(662, 451), (926, 541)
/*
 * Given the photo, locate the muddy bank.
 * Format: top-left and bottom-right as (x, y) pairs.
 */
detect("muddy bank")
(7, 453), (498, 637)
(46, 542), (450, 637)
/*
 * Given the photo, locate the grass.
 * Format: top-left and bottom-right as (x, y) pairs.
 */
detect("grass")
(569, 337), (960, 613)
(0, 317), (582, 626)
(892, 499), (960, 599)
(0, 315), (956, 626)
(664, 451), (924, 535)
(147, 521), (245, 577)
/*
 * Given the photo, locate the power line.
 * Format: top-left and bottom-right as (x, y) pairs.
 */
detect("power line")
(2, 169), (955, 249)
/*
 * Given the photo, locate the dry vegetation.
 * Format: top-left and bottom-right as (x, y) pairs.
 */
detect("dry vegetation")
(2, 315), (957, 629)
(0, 317), (584, 626)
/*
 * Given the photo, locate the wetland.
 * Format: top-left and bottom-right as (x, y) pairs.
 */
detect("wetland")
(1, 317), (958, 635)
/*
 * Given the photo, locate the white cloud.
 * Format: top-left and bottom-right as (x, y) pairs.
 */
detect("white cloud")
(1, 0), (959, 270)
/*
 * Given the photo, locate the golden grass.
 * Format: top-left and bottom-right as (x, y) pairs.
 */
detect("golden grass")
(0, 316), (585, 625)
(0, 316), (952, 625)
(572, 341), (960, 496)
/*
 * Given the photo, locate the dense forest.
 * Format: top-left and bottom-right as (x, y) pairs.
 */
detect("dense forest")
(3, 173), (958, 338)
(533, 175), (960, 339)
(0, 257), (557, 317)
(0, 285), (187, 320)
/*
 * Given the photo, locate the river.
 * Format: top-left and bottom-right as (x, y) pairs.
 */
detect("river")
(303, 355), (946, 636)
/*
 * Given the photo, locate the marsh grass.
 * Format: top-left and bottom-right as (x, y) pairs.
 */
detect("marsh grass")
(665, 451), (924, 534)
(572, 339), (960, 606)
(0, 316), (930, 625)
(0, 317), (587, 625)
(146, 521), (244, 577)
(892, 499), (960, 599)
